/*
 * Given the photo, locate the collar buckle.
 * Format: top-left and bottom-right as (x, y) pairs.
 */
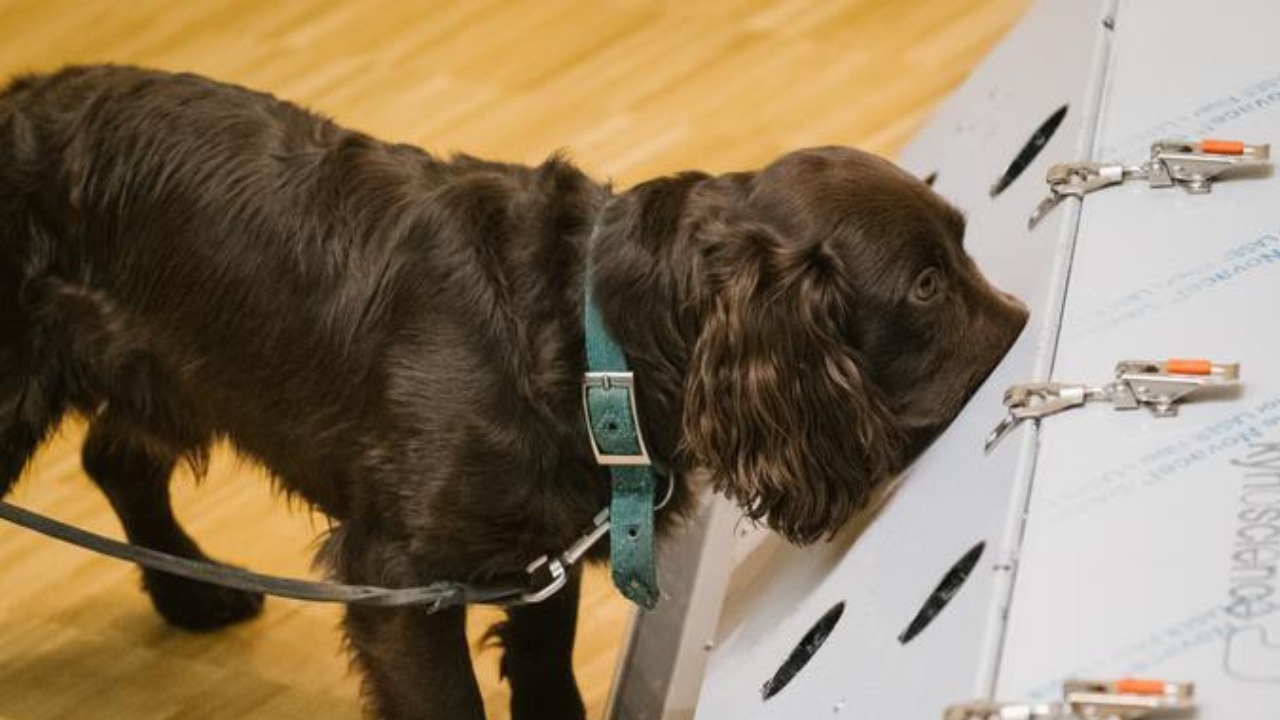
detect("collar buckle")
(582, 371), (653, 466)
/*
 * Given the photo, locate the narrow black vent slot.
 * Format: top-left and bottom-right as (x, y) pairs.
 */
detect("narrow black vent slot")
(898, 541), (985, 644)
(761, 601), (845, 700)
(989, 104), (1068, 197)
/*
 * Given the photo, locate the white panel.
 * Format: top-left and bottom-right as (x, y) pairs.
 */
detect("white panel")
(693, 2), (1116, 718)
(997, 1), (1280, 717)
(608, 493), (739, 720)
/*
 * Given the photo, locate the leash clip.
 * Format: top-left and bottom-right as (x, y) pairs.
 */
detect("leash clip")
(520, 555), (568, 605)
(518, 509), (612, 604)
(944, 678), (1195, 720)
(1029, 138), (1270, 228)
(985, 359), (1240, 452)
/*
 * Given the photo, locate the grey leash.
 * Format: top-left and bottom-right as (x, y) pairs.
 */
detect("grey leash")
(0, 469), (675, 609)
(0, 499), (569, 610)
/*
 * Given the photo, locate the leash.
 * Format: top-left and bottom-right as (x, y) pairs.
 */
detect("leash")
(0, 201), (670, 612)
(0, 498), (557, 609)
(0, 473), (672, 609)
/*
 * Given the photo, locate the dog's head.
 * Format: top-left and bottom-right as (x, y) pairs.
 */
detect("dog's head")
(665, 147), (1027, 543)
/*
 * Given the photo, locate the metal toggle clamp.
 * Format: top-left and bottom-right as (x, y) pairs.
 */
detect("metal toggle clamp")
(1029, 138), (1271, 228)
(944, 678), (1196, 720)
(984, 359), (1240, 453)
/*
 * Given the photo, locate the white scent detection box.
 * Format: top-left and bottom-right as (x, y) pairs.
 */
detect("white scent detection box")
(613, 1), (1280, 718)
(994, 1), (1280, 716)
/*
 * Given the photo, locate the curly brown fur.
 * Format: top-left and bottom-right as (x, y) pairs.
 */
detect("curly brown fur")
(0, 65), (1027, 720)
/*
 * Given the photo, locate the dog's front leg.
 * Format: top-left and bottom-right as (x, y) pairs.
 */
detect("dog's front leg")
(345, 603), (484, 720)
(497, 568), (586, 720)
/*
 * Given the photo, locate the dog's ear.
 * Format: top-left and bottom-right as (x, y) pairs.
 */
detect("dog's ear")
(682, 212), (904, 544)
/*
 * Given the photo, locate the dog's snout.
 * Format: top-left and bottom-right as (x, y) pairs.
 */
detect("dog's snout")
(1000, 290), (1029, 316)
(991, 291), (1029, 351)
(1000, 292), (1030, 331)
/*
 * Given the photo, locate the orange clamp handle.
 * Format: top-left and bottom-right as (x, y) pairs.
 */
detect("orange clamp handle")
(1200, 139), (1245, 155)
(1165, 359), (1213, 375)
(1115, 678), (1169, 696)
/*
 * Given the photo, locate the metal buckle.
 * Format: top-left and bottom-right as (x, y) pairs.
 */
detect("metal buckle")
(582, 371), (652, 466)
(944, 678), (1195, 720)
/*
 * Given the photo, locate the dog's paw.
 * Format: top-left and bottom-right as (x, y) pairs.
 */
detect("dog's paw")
(143, 569), (265, 631)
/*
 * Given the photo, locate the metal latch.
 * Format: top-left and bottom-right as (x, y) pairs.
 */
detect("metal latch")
(1029, 138), (1271, 228)
(519, 508), (611, 604)
(985, 359), (1240, 453)
(944, 678), (1195, 720)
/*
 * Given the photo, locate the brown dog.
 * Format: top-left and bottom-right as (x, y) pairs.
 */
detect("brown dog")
(0, 65), (1027, 719)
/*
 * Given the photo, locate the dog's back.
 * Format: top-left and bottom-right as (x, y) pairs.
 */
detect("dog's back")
(0, 66), (602, 514)
(0, 70), (62, 492)
(0, 66), (363, 504)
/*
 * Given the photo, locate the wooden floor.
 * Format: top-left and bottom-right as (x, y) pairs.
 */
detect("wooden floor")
(0, 1), (1028, 718)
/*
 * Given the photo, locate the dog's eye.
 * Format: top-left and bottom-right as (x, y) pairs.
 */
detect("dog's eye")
(910, 268), (944, 304)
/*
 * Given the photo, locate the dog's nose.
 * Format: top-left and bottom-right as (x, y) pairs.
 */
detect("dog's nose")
(999, 291), (1029, 318)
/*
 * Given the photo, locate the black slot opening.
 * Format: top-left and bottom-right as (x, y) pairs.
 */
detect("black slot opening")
(761, 601), (845, 700)
(898, 541), (985, 644)
(989, 105), (1068, 197)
